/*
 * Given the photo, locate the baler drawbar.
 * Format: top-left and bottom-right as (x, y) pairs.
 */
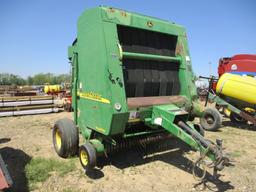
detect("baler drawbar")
(52, 6), (229, 179)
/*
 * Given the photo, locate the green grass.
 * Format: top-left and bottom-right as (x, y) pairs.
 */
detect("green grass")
(63, 188), (84, 192)
(25, 157), (76, 187)
(62, 188), (75, 192)
(230, 150), (246, 158)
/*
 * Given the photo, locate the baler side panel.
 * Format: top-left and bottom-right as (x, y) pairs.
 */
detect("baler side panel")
(77, 9), (113, 136)
(177, 36), (197, 99)
(176, 35), (201, 115)
(102, 21), (130, 135)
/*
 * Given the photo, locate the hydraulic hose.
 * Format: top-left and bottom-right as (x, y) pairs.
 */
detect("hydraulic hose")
(177, 120), (229, 172)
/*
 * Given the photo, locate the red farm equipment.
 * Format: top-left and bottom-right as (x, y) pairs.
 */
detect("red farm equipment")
(218, 54), (256, 77)
(0, 154), (12, 190)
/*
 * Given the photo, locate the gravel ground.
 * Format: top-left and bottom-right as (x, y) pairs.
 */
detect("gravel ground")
(1, 112), (256, 192)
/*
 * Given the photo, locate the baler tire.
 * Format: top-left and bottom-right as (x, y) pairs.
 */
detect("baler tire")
(53, 118), (79, 158)
(64, 103), (72, 112)
(79, 142), (97, 171)
(230, 112), (247, 124)
(200, 108), (222, 131)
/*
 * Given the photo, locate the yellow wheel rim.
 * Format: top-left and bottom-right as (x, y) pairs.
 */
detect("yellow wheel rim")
(223, 108), (231, 117)
(245, 107), (255, 113)
(80, 149), (88, 166)
(55, 129), (62, 150)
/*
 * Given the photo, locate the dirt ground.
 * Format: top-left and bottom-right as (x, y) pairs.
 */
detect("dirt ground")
(1, 111), (256, 192)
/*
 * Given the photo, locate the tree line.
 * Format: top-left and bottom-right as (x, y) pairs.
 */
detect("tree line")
(0, 73), (71, 86)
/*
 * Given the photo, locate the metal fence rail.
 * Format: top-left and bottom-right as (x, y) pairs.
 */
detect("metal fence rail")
(0, 95), (62, 117)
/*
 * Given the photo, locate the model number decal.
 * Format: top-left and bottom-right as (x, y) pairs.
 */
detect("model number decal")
(78, 92), (110, 104)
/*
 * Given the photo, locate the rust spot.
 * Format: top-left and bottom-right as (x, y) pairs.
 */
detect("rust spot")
(240, 111), (256, 125)
(147, 21), (153, 27)
(120, 11), (127, 17)
(92, 106), (98, 109)
(175, 42), (184, 55)
(109, 7), (115, 13)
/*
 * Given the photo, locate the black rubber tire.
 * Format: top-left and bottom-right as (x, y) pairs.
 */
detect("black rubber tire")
(52, 118), (79, 158)
(200, 108), (222, 131)
(64, 103), (72, 112)
(230, 112), (247, 124)
(79, 142), (97, 171)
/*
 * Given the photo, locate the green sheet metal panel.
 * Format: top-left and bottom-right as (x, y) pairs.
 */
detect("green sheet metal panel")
(100, 6), (198, 103)
(76, 8), (113, 135)
(71, 6), (199, 136)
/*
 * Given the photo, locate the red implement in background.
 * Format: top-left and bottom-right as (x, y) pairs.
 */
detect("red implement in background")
(0, 154), (12, 190)
(0, 169), (9, 189)
(218, 54), (256, 77)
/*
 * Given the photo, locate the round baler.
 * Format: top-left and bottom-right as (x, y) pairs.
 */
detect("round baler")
(52, 6), (229, 178)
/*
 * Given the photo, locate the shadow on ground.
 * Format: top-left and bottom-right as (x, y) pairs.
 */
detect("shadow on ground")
(222, 120), (256, 131)
(0, 147), (31, 192)
(90, 138), (234, 192)
(0, 138), (11, 144)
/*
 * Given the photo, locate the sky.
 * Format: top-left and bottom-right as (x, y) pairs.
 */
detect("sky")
(0, 0), (255, 78)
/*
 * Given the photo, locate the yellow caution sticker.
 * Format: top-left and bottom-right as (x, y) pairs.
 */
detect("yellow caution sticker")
(96, 126), (106, 133)
(78, 92), (110, 104)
